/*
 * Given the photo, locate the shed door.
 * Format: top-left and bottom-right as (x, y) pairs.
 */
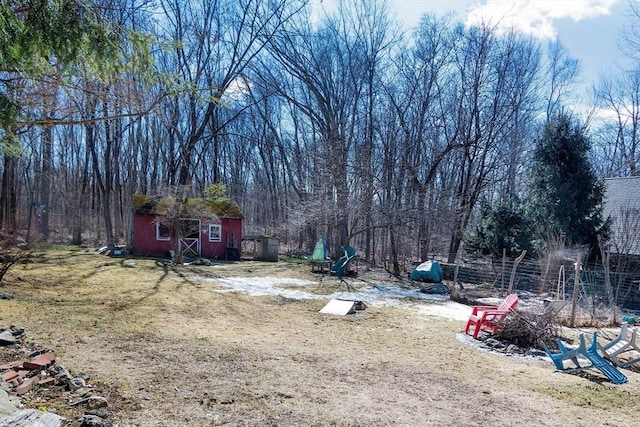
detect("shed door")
(179, 219), (200, 257)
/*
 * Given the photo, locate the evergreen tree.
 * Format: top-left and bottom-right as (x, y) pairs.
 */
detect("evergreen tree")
(528, 113), (608, 250)
(0, 1), (153, 136)
(465, 198), (534, 259)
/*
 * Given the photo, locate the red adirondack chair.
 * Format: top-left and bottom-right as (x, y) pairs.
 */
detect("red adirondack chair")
(464, 293), (519, 339)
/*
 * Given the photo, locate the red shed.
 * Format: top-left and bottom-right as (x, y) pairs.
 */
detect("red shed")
(131, 195), (242, 260)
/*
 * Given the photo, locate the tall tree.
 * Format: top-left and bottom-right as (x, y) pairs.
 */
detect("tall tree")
(381, 13), (456, 270)
(257, 0), (387, 252)
(156, 0), (305, 186)
(593, 65), (640, 177)
(445, 24), (540, 263)
(347, 0), (397, 262)
(542, 40), (580, 122)
(528, 113), (607, 249)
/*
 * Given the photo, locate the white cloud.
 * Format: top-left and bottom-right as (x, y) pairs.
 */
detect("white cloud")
(466, 0), (619, 39)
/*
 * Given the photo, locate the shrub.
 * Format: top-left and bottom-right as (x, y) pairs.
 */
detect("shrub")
(0, 233), (30, 285)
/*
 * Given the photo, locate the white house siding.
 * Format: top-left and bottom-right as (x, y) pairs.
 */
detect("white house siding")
(604, 177), (640, 255)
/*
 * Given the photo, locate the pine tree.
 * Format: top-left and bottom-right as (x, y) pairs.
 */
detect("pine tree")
(465, 198), (534, 259)
(0, 0), (154, 134)
(528, 113), (608, 250)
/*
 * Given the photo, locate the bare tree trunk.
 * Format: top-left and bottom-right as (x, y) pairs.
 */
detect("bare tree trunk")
(389, 227), (400, 276)
(447, 210), (465, 264)
(72, 136), (91, 245)
(507, 250), (526, 294)
(0, 155), (18, 232)
(39, 125), (53, 240)
(418, 187), (430, 261)
(335, 174), (350, 246)
(598, 235), (617, 323)
(87, 114), (116, 249)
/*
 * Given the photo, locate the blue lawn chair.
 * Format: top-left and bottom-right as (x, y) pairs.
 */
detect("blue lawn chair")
(541, 332), (628, 384)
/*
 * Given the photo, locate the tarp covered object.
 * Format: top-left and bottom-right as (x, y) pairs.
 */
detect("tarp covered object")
(409, 260), (443, 283)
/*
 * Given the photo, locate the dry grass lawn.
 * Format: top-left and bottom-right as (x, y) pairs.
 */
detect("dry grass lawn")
(0, 247), (639, 426)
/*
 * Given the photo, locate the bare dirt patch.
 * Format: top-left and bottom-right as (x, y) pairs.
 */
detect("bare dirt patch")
(1, 249), (639, 426)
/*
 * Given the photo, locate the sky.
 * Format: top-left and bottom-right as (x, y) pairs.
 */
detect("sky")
(391, 0), (635, 91)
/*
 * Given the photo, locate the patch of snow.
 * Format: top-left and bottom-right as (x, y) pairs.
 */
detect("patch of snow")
(218, 277), (316, 287)
(206, 276), (468, 320)
(215, 277), (318, 300)
(415, 302), (472, 321)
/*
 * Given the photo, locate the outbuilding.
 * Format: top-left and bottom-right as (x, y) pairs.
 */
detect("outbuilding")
(131, 195), (242, 260)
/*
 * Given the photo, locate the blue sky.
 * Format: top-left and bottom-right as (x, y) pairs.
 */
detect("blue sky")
(392, 0), (634, 89)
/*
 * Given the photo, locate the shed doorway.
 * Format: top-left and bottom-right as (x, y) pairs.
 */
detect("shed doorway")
(179, 219), (200, 257)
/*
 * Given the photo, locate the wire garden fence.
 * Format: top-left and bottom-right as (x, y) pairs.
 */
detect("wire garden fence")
(441, 253), (640, 312)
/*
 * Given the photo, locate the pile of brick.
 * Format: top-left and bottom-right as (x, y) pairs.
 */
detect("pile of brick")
(1, 351), (57, 396)
(0, 328), (112, 427)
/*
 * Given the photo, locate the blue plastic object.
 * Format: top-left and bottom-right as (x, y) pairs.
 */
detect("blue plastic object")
(541, 332), (628, 384)
(330, 246), (356, 277)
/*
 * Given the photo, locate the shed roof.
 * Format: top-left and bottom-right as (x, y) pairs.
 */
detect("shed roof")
(133, 195), (242, 218)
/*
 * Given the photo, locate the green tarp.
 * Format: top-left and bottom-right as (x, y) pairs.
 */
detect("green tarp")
(409, 260), (443, 283)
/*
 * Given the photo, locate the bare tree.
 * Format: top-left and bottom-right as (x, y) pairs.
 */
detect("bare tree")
(255, 1), (373, 253)
(380, 13), (457, 269)
(0, 233), (30, 285)
(593, 66), (640, 176)
(542, 40), (580, 122)
(156, 0), (306, 186)
(445, 25), (541, 263)
(620, 0), (640, 61)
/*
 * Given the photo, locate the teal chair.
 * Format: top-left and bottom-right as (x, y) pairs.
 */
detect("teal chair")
(541, 332), (628, 384)
(310, 239), (332, 273)
(330, 246), (356, 278)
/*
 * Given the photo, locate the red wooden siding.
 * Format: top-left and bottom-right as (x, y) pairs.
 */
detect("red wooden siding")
(132, 212), (242, 259)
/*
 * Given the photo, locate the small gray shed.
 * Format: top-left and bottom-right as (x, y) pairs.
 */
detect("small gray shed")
(242, 235), (279, 262)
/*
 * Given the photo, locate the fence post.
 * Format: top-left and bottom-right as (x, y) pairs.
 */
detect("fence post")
(570, 252), (582, 328)
(507, 250), (526, 294)
(501, 248), (506, 292)
(597, 234), (616, 324)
